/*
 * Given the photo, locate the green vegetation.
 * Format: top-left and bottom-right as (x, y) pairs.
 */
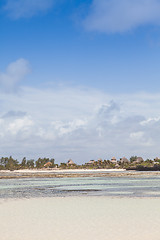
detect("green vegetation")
(130, 156), (137, 163)
(0, 155), (159, 171)
(0, 156), (55, 170)
(35, 158), (55, 168)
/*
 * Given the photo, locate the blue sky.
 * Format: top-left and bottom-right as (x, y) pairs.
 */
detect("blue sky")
(1, 0), (160, 163)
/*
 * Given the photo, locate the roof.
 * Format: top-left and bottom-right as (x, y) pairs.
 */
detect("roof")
(44, 162), (52, 167)
(120, 157), (129, 163)
(111, 157), (117, 162)
(98, 158), (103, 161)
(67, 159), (75, 165)
(136, 157), (144, 163)
(88, 160), (95, 163)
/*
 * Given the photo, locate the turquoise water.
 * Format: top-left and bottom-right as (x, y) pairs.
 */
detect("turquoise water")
(1, 175), (160, 198)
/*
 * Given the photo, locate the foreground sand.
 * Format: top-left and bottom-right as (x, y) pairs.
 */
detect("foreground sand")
(0, 197), (160, 240)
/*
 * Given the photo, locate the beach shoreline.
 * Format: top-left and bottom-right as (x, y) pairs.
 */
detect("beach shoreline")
(0, 168), (126, 173)
(0, 168), (160, 179)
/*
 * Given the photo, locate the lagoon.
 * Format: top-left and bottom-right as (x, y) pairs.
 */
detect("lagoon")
(1, 174), (160, 198)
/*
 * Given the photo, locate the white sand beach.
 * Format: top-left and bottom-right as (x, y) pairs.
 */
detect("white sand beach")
(0, 168), (126, 173)
(0, 197), (160, 240)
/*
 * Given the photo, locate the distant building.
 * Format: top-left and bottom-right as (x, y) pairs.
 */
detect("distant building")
(110, 157), (117, 164)
(120, 157), (129, 164)
(44, 162), (52, 168)
(136, 157), (144, 163)
(98, 158), (103, 163)
(66, 159), (75, 166)
(87, 160), (95, 165)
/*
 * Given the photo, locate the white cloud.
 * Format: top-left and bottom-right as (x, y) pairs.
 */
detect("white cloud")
(4, 0), (54, 19)
(51, 119), (87, 136)
(130, 131), (144, 140)
(84, 0), (160, 33)
(0, 60), (160, 163)
(0, 59), (30, 92)
(7, 116), (33, 135)
(140, 117), (160, 125)
(0, 84), (160, 163)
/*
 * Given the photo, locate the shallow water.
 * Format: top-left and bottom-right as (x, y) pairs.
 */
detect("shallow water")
(1, 174), (160, 199)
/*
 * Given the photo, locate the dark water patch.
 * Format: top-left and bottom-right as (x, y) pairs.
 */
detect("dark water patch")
(62, 189), (101, 192)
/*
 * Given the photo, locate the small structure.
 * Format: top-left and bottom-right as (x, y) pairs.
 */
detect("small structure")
(87, 160), (95, 165)
(110, 157), (117, 164)
(67, 159), (75, 166)
(98, 158), (103, 163)
(44, 162), (52, 168)
(120, 157), (129, 164)
(136, 157), (144, 163)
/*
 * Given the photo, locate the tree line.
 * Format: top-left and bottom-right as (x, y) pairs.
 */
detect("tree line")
(0, 156), (160, 171)
(0, 156), (55, 170)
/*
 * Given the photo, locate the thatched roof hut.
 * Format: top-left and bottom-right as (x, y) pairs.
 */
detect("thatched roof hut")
(98, 158), (103, 163)
(87, 160), (95, 165)
(120, 157), (129, 164)
(111, 157), (117, 163)
(67, 159), (75, 166)
(44, 162), (52, 168)
(136, 157), (144, 163)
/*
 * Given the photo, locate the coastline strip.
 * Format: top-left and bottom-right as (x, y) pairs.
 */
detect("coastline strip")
(0, 169), (160, 179)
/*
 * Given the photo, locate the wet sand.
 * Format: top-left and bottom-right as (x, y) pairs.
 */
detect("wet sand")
(0, 169), (160, 179)
(0, 197), (160, 240)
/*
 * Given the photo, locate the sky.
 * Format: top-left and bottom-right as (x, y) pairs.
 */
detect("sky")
(1, 0), (160, 164)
